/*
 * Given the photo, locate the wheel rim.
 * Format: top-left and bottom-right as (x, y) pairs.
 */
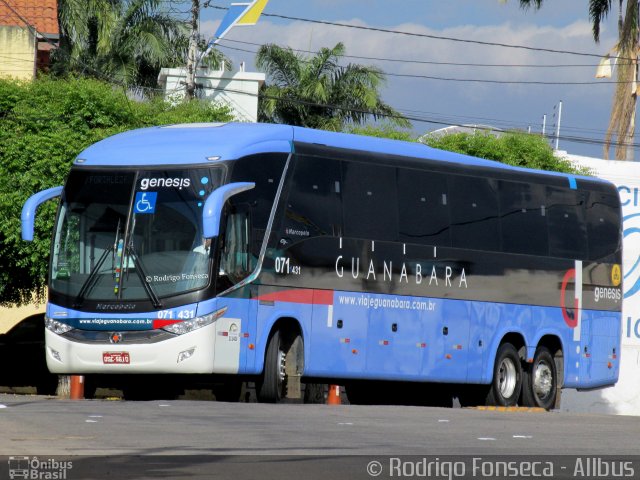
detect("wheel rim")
(277, 349), (286, 386)
(498, 357), (518, 398)
(533, 360), (553, 400)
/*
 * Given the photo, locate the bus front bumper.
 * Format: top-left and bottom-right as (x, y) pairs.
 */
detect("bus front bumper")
(44, 322), (241, 374)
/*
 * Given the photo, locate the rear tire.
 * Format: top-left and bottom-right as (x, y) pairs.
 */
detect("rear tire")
(521, 346), (557, 410)
(256, 331), (286, 403)
(486, 343), (522, 407)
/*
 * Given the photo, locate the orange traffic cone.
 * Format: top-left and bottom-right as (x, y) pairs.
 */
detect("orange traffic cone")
(327, 384), (341, 405)
(70, 375), (85, 400)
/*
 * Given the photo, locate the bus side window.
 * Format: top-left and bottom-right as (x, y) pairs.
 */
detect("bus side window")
(342, 161), (398, 242)
(281, 155), (343, 240)
(229, 153), (288, 258)
(397, 168), (450, 247)
(449, 175), (500, 251)
(546, 187), (587, 259)
(586, 191), (621, 261)
(499, 181), (548, 256)
(219, 208), (252, 284)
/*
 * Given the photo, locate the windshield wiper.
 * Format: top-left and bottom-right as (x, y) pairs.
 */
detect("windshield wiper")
(125, 244), (162, 309)
(74, 218), (122, 308)
(73, 246), (113, 308)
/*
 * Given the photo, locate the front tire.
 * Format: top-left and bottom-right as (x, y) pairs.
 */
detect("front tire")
(486, 343), (522, 406)
(522, 346), (557, 410)
(256, 331), (286, 403)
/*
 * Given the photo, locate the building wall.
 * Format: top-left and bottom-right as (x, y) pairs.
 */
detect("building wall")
(0, 25), (35, 80)
(158, 67), (265, 123)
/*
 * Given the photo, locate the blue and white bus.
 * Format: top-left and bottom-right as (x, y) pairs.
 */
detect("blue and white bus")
(22, 122), (622, 408)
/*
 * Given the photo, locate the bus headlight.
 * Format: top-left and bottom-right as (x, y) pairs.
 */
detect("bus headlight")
(162, 307), (227, 335)
(45, 317), (74, 335)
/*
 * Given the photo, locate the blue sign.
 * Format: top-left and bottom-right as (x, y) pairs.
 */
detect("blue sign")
(134, 192), (157, 214)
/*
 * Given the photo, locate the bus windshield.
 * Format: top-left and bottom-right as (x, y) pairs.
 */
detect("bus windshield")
(50, 168), (223, 303)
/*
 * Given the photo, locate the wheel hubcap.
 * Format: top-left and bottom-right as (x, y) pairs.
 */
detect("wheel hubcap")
(533, 361), (553, 399)
(277, 349), (286, 384)
(498, 358), (517, 398)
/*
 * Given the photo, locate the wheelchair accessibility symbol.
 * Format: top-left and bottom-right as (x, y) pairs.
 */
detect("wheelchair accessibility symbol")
(134, 192), (157, 214)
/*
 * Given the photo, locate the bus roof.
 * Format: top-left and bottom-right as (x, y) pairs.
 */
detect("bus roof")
(74, 122), (601, 186)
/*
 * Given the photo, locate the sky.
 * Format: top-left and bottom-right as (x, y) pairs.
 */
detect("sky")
(198, 0), (624, 159)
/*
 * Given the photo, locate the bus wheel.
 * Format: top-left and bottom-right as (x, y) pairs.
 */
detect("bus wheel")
(256, 331), (287, 403)
(522, 346), (557, 410)
(486, 343), (522, 407)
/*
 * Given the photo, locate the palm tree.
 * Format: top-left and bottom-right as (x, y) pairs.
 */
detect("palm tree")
(54, 0), (191, 89)
(518, 0), (638, 160)
(255, 42), (409, 130)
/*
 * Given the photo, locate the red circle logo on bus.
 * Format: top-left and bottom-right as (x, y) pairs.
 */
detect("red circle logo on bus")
(560, 268), (579, 329)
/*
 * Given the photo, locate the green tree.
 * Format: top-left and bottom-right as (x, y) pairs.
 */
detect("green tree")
(0, 76), (232, 305)
(422, 131), (585, 173)
(256, 42), (409, 130)
(517, 0), (638, 160)
(54, 0), (203, 89)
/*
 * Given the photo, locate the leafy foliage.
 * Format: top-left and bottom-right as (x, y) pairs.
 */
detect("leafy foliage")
(348, 124), (584, 173)
(53, 0), (233, 90)
(347, 124), (417, 142)
(422, 131), (586, 173)
(517, 0), (636, 159)
(0, 76), (232, 306)
(256, 42), (409, 130)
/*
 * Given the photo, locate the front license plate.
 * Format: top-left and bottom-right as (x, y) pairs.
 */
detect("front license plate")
(103, 352), (130, 364)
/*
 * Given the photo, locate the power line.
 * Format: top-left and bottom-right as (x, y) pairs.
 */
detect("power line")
(216, 42), (629, 86)
(219, 38), (624, 69)
(205, 4), (620, 60)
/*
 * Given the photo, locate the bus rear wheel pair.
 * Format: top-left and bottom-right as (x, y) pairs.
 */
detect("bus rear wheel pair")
(459, 342), (558, 410)
(488, 343), (558, 410)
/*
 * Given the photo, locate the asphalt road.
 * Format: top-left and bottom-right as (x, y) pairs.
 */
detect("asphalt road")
(1, 394), (639, 479)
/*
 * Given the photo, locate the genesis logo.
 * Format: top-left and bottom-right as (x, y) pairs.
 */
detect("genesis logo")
(139, 177), (191, 190)
(96, 303), (136, 311)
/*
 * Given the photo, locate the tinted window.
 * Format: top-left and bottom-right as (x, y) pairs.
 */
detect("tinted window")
(450, 175), (499, 251)
(546, 187), (587, 259)
(342, 162), (398, 242)
(499, 181), (548, 255)
(229, 154), (287, 257)
(397, 169), (450, 246)
(586, 191), (621, 260)
(281, 155), (343, 241)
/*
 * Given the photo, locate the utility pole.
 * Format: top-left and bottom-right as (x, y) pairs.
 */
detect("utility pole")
(554, 100), (563, 150)
(185, 0), (200, 101)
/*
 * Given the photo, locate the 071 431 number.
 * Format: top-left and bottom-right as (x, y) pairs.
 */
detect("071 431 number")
(274, 257), (301, 275)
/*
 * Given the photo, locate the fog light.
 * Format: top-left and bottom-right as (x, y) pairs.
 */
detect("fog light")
(48, 347), (62, 362)
(177, 347), (196, 364)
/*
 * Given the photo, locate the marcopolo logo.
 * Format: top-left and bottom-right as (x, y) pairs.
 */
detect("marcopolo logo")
(139, 177), (191, 190)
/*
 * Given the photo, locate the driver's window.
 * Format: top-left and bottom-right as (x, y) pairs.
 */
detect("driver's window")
(220, 209), (252, 284)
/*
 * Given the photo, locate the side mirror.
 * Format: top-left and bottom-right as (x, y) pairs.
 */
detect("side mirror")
(21, 186), (63, 241)
(202, 182), (255, 238)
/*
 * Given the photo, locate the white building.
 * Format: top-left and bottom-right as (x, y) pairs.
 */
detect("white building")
(158, 65), (265, 122)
